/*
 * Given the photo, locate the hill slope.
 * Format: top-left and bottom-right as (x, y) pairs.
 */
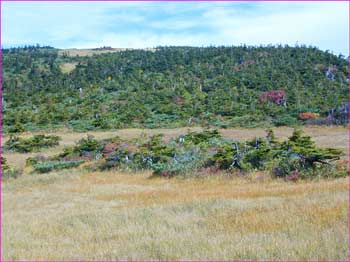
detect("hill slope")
(2, 45), (348, 132)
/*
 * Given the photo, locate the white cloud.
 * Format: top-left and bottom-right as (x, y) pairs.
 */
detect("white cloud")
(72, 31), (211, 49)
(201, 2), (348, 54)
(2, 1), (348, 55)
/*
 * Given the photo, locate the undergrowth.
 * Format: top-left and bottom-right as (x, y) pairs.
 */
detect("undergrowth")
(5, 134), (61, 153)
(24, 129), (347, 180)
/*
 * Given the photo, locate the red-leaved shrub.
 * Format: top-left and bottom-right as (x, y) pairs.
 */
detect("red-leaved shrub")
(259, 90), (286, 106)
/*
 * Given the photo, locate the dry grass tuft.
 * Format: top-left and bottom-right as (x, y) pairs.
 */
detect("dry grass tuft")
(60, 62), (78, 73)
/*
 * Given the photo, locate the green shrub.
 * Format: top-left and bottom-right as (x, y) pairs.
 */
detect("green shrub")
(243, 138), (274, 170)
(25, 155), (47, 166)
(44, 129), (344, 180)
(5, 134), (61, 153)
(68, 120), (95, 131)
(101, 135), (175, 171)
(144, 114), (180, 128)
(211, 119), (230, 128)
(75, 135), (103, 152)
(92, 117), (110, 129)
(102, 147), (134, 170)
(208, 142), (248, 170)
(142, 134), (175, 163)
(56, 146), (78, 159)
(1, 156), (10, 171)
(8, 122), (26, 134)
(33, 160), (85, 173)
(151, 146), (205, 177)
(57, 135), (104, 160)
(208, 129), (342, 179)
(272, 115), (299, 126)
(179, 129), (221, 145)
(272, 130), (342, 178)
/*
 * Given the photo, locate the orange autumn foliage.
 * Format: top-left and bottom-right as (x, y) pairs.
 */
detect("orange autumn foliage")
(298, 112), (320, 120)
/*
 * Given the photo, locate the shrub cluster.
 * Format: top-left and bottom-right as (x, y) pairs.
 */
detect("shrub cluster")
(5, 134), (61, 153)
(56, 135), (106, 161)
(25, 130), (346, 180)
(259, 90), (286, 106)
(33, 160), (85, 173)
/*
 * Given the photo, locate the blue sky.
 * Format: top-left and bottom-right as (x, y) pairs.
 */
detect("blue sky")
(3, 1), (349, 55)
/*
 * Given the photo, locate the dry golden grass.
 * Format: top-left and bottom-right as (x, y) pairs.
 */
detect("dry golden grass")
(59, 62), (78, 73)
(2, 127), (348, 260)
(86, 171), (347, 208)
(3, 169), (348, 260)
(58, 48), (156, 57)
(58, 48), (129, 57)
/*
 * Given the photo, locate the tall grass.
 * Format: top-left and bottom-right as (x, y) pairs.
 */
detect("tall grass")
(3, 170), (348, 260)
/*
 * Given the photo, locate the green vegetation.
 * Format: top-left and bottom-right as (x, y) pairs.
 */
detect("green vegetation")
(3, 45), (348, 132)
(1, 157), (22, 180)
(5, 134), (61, 153)
(33, 160), (85, 173)
(29, 129), (344, 179)
(56, 135), (104, 160)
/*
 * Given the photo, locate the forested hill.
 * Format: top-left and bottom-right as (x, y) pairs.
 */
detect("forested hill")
(2, 45), (348, 132)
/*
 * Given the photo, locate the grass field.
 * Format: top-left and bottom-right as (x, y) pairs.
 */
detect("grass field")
(2, 126), (349, 260)
(58, 47), (156, 57)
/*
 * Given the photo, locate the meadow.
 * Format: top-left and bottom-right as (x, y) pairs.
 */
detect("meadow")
(2, 126), (349, 260)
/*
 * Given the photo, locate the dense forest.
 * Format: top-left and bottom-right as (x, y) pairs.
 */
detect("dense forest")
(2, 45), (348, 132)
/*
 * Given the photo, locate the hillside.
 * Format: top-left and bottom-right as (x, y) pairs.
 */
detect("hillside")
(2, 45), (348, 132)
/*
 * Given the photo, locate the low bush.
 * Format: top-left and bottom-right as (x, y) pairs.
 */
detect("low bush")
(33, 160), (85, 173)
(25, 155), (48, 166)
(8, 122), (26, 134)
(5, 134), (61, 153)
(272, 115), (299, 126)
(68, 120), (95, 132)
(206, 129), (343, 179)
(151, 145), (205, 177)
(270, 130), (342, 178)
(29, 129), (345, 179)
(57, 135), (104, 160)
(178, 129), (221, 145)
(102, 147), (136, 170)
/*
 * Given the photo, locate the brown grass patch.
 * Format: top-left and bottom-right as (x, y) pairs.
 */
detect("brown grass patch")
(88, 171), (348, 208)
(58, 48), (155, 57)
(60, 62), (78, 73)
(303, 201), (347, 226)
(209, 207), (286, 234)
(3, 170), (348, 260)
(207, 200), (347, 235)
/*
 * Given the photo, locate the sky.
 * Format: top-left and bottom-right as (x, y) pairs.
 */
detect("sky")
(2, 1), (349, 55)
